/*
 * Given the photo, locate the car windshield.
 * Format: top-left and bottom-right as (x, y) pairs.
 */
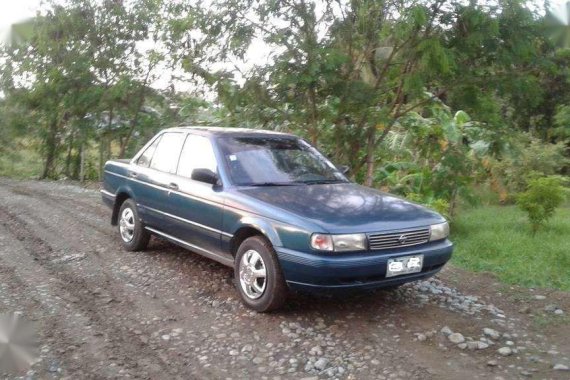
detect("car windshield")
(217, 136), (348, 186)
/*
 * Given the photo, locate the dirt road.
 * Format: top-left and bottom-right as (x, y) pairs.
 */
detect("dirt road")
(0, 178), (568, 379)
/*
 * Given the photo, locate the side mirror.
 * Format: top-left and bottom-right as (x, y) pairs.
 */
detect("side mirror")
(191, 168), (219, 185)
(339, 165), (350, 175)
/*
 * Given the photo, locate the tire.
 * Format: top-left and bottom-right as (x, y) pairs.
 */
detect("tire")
(117, 199), (150, 251)
(234, 236), (288, 312)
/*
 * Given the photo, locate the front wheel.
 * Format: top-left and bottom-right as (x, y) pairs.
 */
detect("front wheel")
(118, 199), (150, 251)
(234, 236), (288, 312)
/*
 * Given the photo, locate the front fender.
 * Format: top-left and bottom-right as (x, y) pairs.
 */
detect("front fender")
(226, 214), (315, 254)
(231, 216), (283, 247)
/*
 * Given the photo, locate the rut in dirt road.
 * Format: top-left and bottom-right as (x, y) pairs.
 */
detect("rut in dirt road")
(0, 179), (569, 380)
(0, 204), (196, 379)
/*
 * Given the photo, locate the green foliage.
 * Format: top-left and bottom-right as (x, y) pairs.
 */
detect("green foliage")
(375, 104), (486, 215)
(0, 0), (215, 180)
(188, 0), (569, 192)
(406, 193), (451, 221)
(553, 104), (570, 140)
(0, 142), (43, 179)
(516, 176), (568, 233)
(490, 136), (568, 197)
(452, 205), (570, 291)
(0, 0), (569, 216)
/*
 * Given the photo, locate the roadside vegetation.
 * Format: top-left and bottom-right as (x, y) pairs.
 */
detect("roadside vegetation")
(0, 1), (568, 289)
(452, 204), (570, 291)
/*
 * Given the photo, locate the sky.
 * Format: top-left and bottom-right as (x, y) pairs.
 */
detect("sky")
(0, 0), (41, 43)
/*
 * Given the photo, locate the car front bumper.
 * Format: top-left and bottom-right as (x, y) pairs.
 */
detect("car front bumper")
(276, 239), (453, 293)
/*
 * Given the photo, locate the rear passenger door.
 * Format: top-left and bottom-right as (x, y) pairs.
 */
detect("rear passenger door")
(131, 132), (186, 230)
(168, 134), (227, 257)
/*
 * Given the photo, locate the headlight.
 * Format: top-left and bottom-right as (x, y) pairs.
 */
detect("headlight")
(332, 234), (366, 252)
(310, 233), (366, 252)
(430, 222), (449, 241)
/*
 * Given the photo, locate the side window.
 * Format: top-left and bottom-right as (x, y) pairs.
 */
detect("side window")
(177, 135), (218, 178)
(149, 133), (185, 173)
(136, 135), (161, 168)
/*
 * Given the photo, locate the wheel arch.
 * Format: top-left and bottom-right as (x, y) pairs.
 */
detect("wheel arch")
(229, 220), (282, 257)
(111, 190), (134, 226)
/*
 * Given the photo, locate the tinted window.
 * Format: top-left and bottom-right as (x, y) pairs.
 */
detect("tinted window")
(177, 135), (218, 178)
(136, 135), (162, 167)
(149, 133), (185, 173)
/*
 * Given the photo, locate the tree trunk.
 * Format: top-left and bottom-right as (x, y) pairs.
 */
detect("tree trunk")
(71, 149), (81, 179)
(64, 132), (74, 177)
(99, 135), (104, 181)
(106, 137), (111, 161)
(449, 185), (459, 218)
(119, 65), (155, 158)
(40, 118), (59, 179)
(99, 108), (114, 178)
(119, 90), (145, 158)
(364, 126), (376, 187)
(98, 135), (112, 181)
(308, 86), (319, 145)
(333, 123), (343, 163)
(79, 143), (85, 183)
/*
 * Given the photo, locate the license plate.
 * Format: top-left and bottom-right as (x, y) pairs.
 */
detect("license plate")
(386, 255), (424, 277)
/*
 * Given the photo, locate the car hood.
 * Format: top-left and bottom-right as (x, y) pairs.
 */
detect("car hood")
(237, 183), (445, 233)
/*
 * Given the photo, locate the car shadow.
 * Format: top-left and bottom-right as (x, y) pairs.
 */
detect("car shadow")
(145, 237), (416, 316)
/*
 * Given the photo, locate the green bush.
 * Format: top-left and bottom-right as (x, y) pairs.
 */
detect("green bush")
(406, 193), (451, 221)
(516, 176), (567, 233)
(492, 136), (568, 197)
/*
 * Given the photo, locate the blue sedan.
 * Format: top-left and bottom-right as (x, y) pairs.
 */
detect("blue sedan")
(101, 127), (452, 312)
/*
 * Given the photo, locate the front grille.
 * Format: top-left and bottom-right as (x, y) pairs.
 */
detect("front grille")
(368, 227), (430, 250)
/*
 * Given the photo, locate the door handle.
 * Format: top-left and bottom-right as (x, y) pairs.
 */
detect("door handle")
(129, 171), (138, 178)
(168, 182), (179, 190)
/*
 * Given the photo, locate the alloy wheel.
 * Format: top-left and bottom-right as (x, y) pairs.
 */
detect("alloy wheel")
(119, 208), (135, 242)
(239, 249), (267, 299)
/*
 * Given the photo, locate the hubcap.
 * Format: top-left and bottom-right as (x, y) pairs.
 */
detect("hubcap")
(119, 208), (135, 243)
(239, 250), (267, 300)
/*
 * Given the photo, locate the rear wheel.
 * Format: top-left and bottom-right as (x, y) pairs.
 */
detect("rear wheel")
(234, 236), (288, 312)
(118, 199), (150, 251)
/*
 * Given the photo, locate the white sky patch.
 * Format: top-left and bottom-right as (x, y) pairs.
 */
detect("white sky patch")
(0, 0), (40, 44)
(549, 0), (570, 23)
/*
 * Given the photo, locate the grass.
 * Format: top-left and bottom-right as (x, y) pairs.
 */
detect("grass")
(0, 140), (103, 180)
(533, 313), (570, 328)
(0, 145), (43, 179)
(451, 204), (570, 291)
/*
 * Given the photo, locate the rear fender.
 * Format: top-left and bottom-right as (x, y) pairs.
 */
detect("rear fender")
(111, 185), (136, 226)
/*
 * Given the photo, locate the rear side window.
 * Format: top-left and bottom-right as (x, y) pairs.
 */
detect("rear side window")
(149, 132), (185, 173)
(136, 135), (161, 167)
(177, 135), (218, 178)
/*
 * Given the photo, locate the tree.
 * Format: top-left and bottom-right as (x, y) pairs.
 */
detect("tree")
(0, 0), (171, 179)
(182, 0), (554, 186)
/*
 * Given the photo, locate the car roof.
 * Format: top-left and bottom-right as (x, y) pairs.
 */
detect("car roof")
(163, 126), (297, 139)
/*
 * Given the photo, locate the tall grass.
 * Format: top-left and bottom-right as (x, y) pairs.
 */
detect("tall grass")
(451, 205), (570, 291)
(0, 149), (43, 179)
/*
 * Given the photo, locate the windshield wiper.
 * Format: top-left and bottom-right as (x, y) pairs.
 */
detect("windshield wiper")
(301, 179), (349, 185)
(242, 181), (306, 187)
